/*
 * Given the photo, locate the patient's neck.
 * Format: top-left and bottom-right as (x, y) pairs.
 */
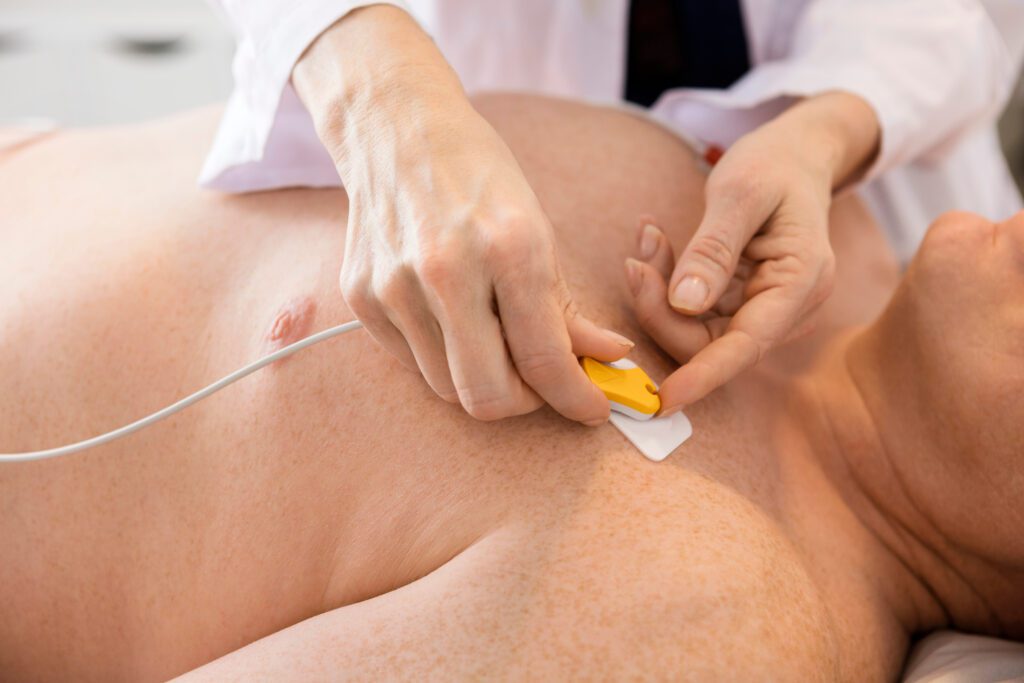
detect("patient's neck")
(810, 330), (1024, 639)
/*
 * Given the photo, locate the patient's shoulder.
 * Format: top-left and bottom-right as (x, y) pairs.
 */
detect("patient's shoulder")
(478, 467), (844, 679)
(177, 494), (842, 681)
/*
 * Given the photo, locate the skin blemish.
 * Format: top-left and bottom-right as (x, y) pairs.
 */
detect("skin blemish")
(264, 296), (318, 361)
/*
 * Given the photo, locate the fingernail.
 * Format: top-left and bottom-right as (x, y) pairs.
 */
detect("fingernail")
(670, 275), (709, 312)
(639, 224), (660, 260)
(584, 417), (606, 427)
(601, 328), (634, 349)
(625, 257), (643, 295)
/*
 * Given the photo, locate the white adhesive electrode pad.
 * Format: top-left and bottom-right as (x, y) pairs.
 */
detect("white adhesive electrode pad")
(609, 408), (692, 462)
(599, 358), (692, 462)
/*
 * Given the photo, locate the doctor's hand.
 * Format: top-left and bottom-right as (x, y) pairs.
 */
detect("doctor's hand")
(292, 5), (632, 424)
(633, 92), (880, 412)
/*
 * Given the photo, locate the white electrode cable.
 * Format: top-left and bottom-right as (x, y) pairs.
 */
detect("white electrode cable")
(0, 320), (365, 463)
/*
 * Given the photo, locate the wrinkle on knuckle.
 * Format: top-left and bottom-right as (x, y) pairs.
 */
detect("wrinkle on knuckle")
(559, 292), (579, 322)
(734, 328), (768, 367)
(764, 253), (805, 283)
(689, 230), (736, 278)
(514, 348), (572, 386)
(461, 390), (517, 421)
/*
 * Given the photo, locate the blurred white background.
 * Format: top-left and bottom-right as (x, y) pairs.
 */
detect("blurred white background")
(0, 0), (232, 125)
(1, 0), (1022, 192)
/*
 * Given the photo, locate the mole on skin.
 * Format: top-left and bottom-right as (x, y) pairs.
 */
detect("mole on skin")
(264, 296), (318, 359)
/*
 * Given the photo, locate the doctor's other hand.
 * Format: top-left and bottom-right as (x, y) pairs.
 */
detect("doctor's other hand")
(637, 92), (880, 412)
(292, 5), (632, 425)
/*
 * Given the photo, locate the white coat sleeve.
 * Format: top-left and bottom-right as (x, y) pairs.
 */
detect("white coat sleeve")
(199, 0), (418, 192)
(654, 0), (1017, 184)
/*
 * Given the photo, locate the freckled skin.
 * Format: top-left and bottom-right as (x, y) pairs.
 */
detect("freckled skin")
(4, 95), (1014, 682)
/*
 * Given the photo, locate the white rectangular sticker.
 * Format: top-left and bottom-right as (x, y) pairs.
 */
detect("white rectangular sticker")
(609, 410), (692, 462)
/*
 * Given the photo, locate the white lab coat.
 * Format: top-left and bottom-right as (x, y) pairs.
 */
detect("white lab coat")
(201, 0), (1024, 262)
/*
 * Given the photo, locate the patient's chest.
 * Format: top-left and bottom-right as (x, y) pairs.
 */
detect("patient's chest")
(0, 105), (893, 681)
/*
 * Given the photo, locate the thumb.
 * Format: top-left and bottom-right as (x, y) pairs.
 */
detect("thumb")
(669, 184), (771, 315)
(559, 282), (635, 362)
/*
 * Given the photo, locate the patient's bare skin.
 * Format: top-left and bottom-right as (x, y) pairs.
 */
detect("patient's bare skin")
(1, 94), (1017, 681)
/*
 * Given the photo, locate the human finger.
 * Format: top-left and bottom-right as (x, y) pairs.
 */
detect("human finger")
(381, 285), (460, 403)
(434, 292), (544, 420)
(655, 329), (760, 412)
(636, 222), (676, 280)
(566, 311), (635, 362)
(713, 257), (755, 317)
(668, 174), (777, 314)
(497, 268), (611, 426)
(657, 279), (809, 411)
(626, 257), (710, 363)
(339, 272), (419, 372)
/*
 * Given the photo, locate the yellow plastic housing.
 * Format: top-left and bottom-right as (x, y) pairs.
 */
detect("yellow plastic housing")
(580, 357), (661, 416)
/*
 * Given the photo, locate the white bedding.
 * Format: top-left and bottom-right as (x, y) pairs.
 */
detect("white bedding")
(903, 631), (1024, 682)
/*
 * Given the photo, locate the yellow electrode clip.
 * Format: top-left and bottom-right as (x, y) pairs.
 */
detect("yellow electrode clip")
(580, 357), (661, 421)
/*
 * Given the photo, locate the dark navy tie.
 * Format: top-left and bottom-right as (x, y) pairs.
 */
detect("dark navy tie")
(624, 0), (751, 107)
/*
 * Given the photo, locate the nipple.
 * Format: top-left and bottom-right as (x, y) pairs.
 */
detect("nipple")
(265, 296), (317, 358)
(580, 357), (661, 421)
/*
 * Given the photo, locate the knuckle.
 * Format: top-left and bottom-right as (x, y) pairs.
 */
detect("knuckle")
(558, 289), (577, 320)
(494, 210), (538, 238)
(461, 390), (517, 422)
(809, 244), (836, 307)
(483, 213), (545, 269)
(709, 165), (763, 201)
(514, 348), (571, 386)
(483, 231), (526, 269)
(688, 230), (736, 277)
(375, 267), (416, 310)
(414, 249), (458, 292)
(338, 264), (364, 295)
(464, 395), (512, 421)
(339, 273), (372, 314)
(734, 329), (767, 367)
